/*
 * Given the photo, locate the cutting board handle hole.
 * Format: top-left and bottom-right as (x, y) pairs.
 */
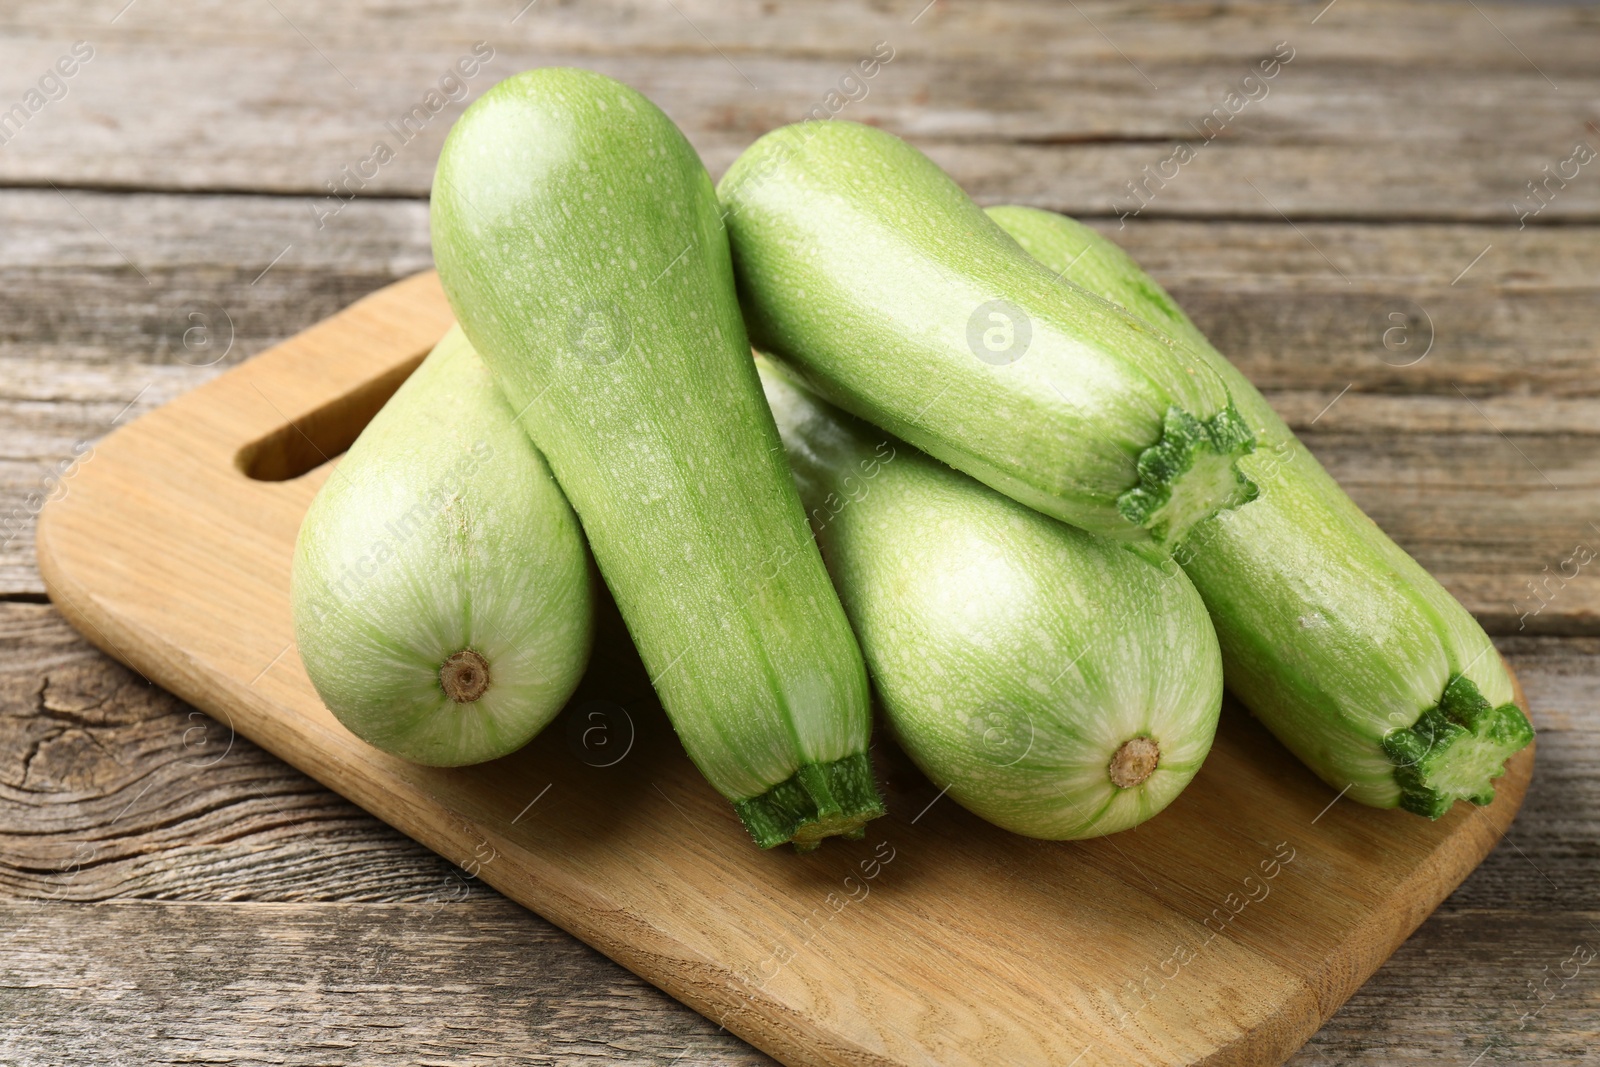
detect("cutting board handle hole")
(235, 352), (426, 481)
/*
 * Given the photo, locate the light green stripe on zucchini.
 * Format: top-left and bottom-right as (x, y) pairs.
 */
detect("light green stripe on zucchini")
(760, 357), (1223, 838)
(292, 326), (595, 767)
(988, 205), (1532, 817)
(431, 68), (881, 848)
(718, 121), (1256, 547)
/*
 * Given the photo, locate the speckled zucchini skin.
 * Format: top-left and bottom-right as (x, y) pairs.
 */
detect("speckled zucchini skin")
(430, 68), (881, 847)
(989, 205), (1532, 816)
(760, 358), (1222, 838)
(292, 326), (594, 767)
(719, 121), (1257, 547)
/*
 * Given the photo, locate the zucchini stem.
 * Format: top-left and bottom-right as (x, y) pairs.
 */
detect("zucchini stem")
(734, 752), (886, 851)
(1117, 403), (1258, 545)
(1381, 675), (1535, 818)
(440, 650), (491, 704)
(1108, 736), (1161, 789)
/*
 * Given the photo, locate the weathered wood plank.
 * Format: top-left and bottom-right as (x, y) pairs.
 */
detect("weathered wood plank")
(1288, 909), (1600, 1067)
(0, 1), (1595, 219)
(10, 0), (1600, 68)
(0, 602), (487, 902)
(0, 191), (430, 594)
(7, 0), (1599, 62)
(5, 901), (1594, 1067)
(3, 900), (1594, 1067)
(0, 899), (778, 1067)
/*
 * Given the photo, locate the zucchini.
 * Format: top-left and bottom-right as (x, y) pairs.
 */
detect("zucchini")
(760, 358), (1222, 838)
(430, 68), (882, 849)
(292, 326), (594, 766)
(718, 121), (1257, 546)
(988, 205), (1534, 816)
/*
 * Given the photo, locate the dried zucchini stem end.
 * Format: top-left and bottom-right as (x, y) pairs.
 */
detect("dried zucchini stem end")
(1118, 402), (1259, 546)
(733, 752), (886, 852)
(440, 650), (491, 704)
(1108, 736), (1161, 789)
(1382, 674), (1536, 818)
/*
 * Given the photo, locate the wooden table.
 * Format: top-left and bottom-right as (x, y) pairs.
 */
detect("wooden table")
(3, 3), (1597, 1063)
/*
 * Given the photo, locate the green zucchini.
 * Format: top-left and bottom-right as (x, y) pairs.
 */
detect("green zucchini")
(430, 68), (881, 849)
(987, 205), (1533, 817)
(292, 326), (595, 766)
(760, 358), (1222, 837)
(718, 121), (1257, 547)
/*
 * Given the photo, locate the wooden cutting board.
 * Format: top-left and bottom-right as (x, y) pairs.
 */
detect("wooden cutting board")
(35, 271), (1534, 1067)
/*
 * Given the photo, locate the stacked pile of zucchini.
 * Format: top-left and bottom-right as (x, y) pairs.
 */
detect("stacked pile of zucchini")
(292, 68), (1531, 851)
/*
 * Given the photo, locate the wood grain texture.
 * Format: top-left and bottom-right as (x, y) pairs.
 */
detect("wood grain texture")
(0, 599), (473, 904)
(1, 1), (1597, 220)
(2, 904), (1596, 1067)
(0, 191), (431, 594)
(0, 900), (779, 1067)
(30, 270), (1534, 1067)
